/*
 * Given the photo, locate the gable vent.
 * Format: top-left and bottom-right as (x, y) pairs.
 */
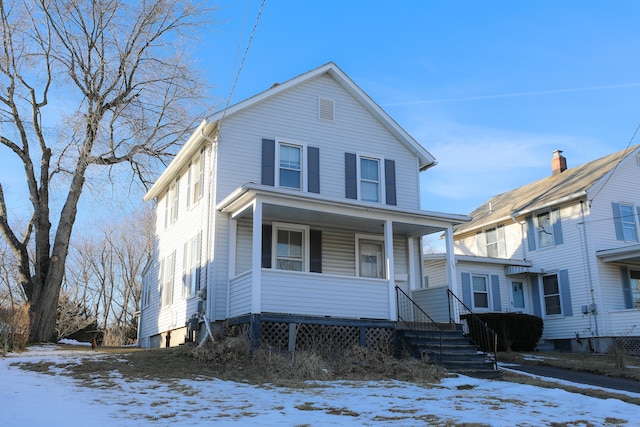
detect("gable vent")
(318, 97), (334, 122)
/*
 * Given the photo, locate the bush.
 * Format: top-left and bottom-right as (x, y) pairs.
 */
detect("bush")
(462, 313), (543, 352)
(0, 304), (30, 352)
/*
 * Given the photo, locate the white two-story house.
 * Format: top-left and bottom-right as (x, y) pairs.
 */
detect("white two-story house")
(423, 147), (640, 353)
(138, 63), (468, 349)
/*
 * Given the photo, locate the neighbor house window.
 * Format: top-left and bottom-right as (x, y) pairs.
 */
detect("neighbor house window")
(536, 211), (554, 248)
(630, 270), (640, 309)
(273, 223), (309, 271)
(183, 232), (202, 299)
(159, 251), (175, 307)
(279, 143), (302, 189)
(356, 235), (385, 279)
(542, 274), (561, 315)
(620, 204), (638, 241)
(478, 225), (506, 257)
(472, 275), (489, 309)
(360, 157), (380, 203)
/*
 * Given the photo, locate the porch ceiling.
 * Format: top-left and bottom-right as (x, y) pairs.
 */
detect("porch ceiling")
(597, 244), (640, 264)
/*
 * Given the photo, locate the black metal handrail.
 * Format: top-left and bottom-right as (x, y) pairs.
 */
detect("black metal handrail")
(446, 289), (498, 369)
(395, 286), (442, 364)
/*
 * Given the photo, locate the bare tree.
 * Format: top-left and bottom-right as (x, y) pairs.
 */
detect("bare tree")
(0, 0), (213, 341)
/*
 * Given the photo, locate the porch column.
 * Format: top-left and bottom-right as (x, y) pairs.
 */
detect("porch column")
(226, 218), (237, 318)
(384, 219), (397, 321)
(251, 200), (263, 314)
(444, 225), (460, 322)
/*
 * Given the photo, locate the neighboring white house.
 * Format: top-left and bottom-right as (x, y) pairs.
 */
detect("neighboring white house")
(424, 147), (640, 353)
(138, 63), (469, 348)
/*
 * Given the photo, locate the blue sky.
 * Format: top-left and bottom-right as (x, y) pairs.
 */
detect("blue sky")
(199, 0), (640, 215)
(2, 0), (640, 231)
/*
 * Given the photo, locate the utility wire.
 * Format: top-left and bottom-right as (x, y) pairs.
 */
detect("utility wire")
(218, 0), (267, 130)
(589, 121), (640, 203)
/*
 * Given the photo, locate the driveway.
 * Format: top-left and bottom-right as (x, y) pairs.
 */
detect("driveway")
(506, 364), (640, 394)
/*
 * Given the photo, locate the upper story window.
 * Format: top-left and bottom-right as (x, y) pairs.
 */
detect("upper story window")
(612, 202), (638, 242)
(477, 225), (506, 257)
(187, 150), (204, 208)
(527, 208), (563, 251)
(279, 143), (302, 190)
(345, 153), (396, 206)
(262, 139), (320, 194)
(164, 178), (179, 228)
(536, 211), (554, 248)
(360, 157), (380, 203)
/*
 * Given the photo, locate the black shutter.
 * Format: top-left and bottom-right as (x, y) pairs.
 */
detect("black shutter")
(345, 152), (357, 199)
(261, 224), (272, 268)
(261, 139), (275, 186)
(310, 229), (322, 273)
(308, 146), (320, 193)
(384, 159), (397, 205)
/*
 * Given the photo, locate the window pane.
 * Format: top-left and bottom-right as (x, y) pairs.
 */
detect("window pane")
(472, 276), (487, 292)
(474, 293), (489, 308)
(280, 169), (301, 189)
(360, 158), (379, 180)
(545, 295), (561, 315)
(543, 275), (559, 295)
(361, 181), (379, 202)
(631, 270), (640, 308)
(543, 275), (561, 315)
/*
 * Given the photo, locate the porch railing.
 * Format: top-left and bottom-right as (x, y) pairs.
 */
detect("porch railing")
(446, 289), (498, 369)
(395, 286), (442, 363)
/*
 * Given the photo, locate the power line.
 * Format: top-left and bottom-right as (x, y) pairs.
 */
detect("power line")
(219, 0), (267, 129)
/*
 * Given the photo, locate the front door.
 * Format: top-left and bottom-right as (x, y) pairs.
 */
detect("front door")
(511, 280), (527, 313)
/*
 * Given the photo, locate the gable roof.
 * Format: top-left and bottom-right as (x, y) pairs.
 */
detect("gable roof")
(144, 63), (436, 202)
(210, 62), (437, 170)
(454, 145), (640, 235)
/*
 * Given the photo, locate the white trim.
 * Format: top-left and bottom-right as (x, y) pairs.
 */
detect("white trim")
(275, 138), (306, 191)
(251, 200), (263, 314)
(355, 233), (385, 278)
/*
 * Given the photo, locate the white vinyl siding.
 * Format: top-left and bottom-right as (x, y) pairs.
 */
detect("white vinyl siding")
(215, 74), (420, 209)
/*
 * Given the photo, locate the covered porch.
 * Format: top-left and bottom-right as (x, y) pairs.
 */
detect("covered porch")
(218, 184), (468, 322)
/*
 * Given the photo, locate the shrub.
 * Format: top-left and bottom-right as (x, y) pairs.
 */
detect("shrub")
(462, 313), (543, 352)
(0, 304), (30, 352)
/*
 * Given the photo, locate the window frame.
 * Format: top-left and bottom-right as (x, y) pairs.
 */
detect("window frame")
(355, 234), (386, 279)
(159, 251), (175, 308)
(542, 273), (562, 316)
(182, 232), (202, 299)
(271, 222), (310, 272)
(165, 178), (179, 228)
(358, 156), (381, 203)
(187, 150), (205, 209)
(276, 140), (304, 191)
(629, 269), (640, 309)
(479, 225), (506, 257)
(619, 203), (638, 241)
(535, 211), (554, 248)
(471, 274), (490, 310)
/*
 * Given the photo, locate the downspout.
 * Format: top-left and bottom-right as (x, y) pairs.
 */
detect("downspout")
(580, 200), (599, 350)
(201, 126), (218, 328)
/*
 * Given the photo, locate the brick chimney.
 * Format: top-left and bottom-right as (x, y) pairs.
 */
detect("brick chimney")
(551, 150), (567, 175)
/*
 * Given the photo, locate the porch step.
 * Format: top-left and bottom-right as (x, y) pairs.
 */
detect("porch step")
(396, 328), (500, 379)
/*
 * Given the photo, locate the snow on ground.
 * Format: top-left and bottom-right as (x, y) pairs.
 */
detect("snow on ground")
(1, 345), (638, 426)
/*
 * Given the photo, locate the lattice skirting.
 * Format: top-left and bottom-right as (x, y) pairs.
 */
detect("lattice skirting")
(616, 337), (640, 356)
(257, 321), (394, 354)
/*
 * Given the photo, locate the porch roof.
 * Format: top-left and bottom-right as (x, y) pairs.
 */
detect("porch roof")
(217, 183), (470, 237)
(596, 244), (640, 264)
